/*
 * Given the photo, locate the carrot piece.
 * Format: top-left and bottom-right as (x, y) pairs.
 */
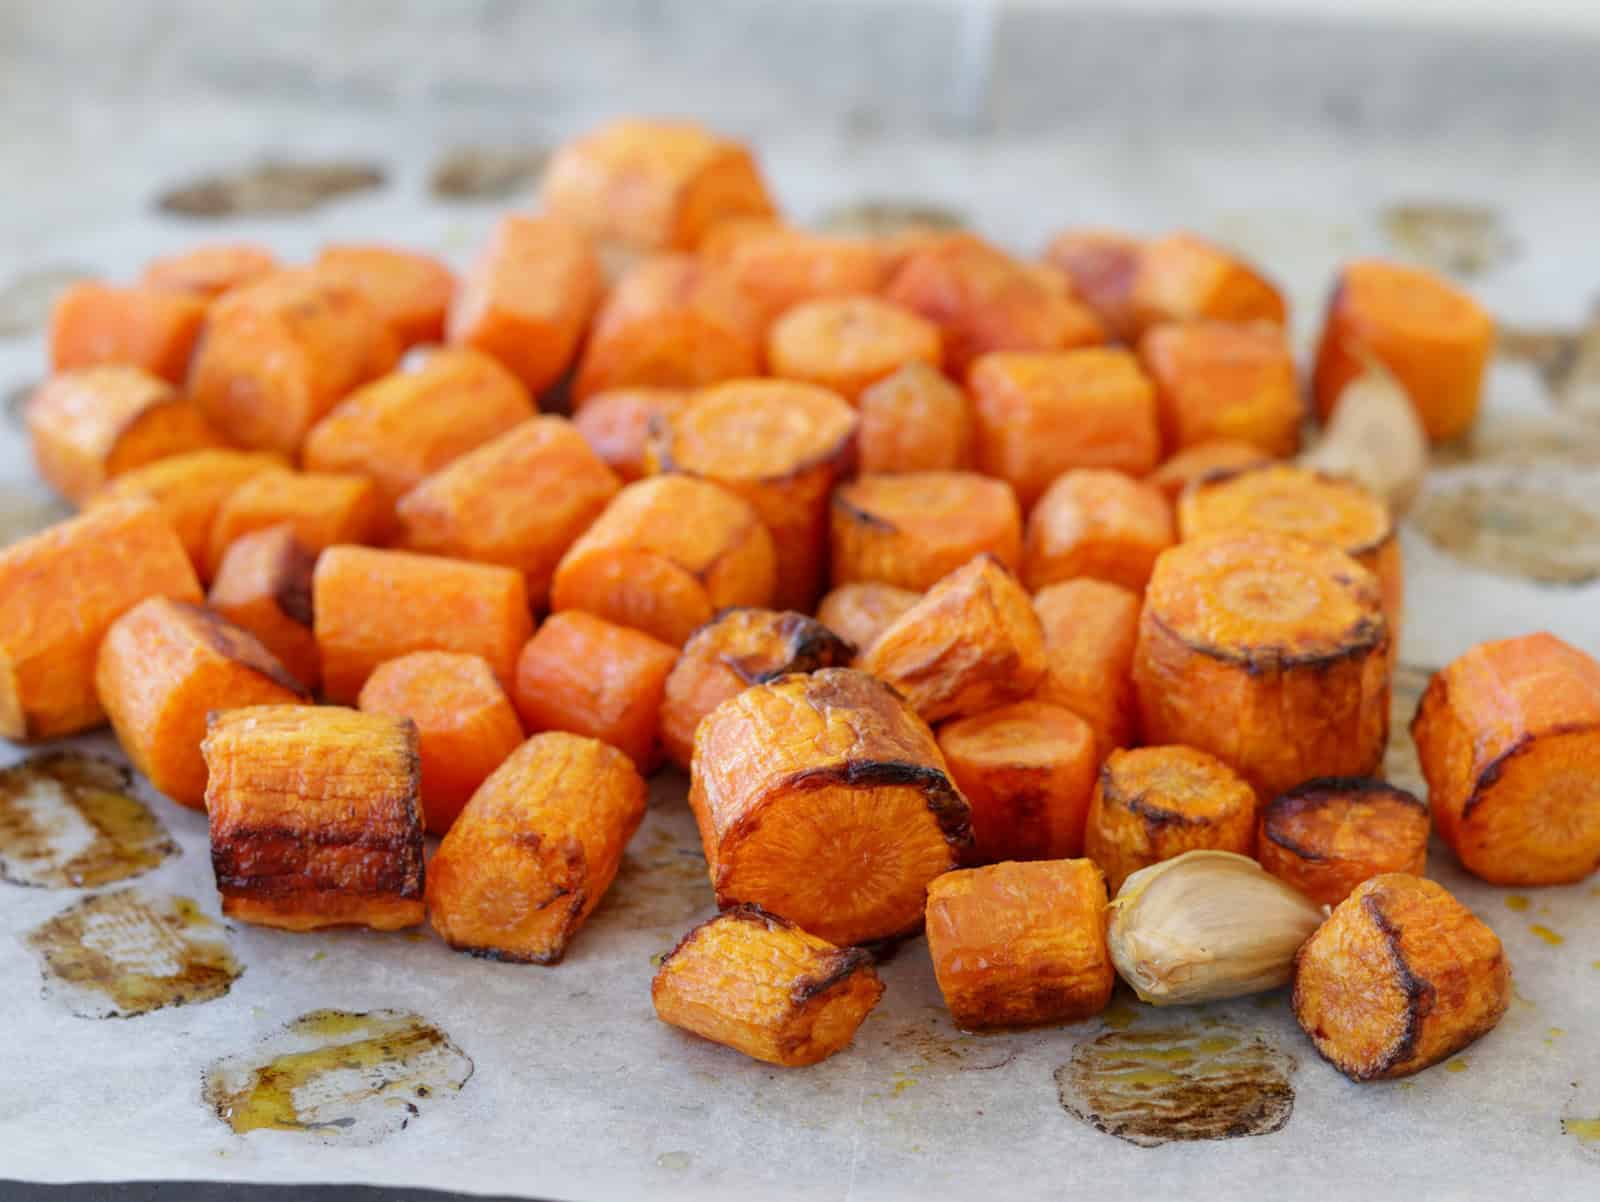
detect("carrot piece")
(1041, 228), (1145, 342)
(49, 282), (207, 385)
(766, 296), (941, 402)
(395, 415), (619, 609)
(925, 858), (1114, 1030)
(653, 905), (884, 1066)
(830, 471), (1021, 592)
(1133, 531), (1390, 800)
(571, 388), (694, 482)
(189, 270), (399, 456)
(883, 234), (1105, 374)
(551, 475), (776, 647)
(141, 242), (278, 298)
(203, 705), (424, 931)
(858, 554), (1046, 723)
(315, 243), (457, 348)
(1412, 632), (1600, 885)
(207, 469), (382, 579)
(1144, 439), (1272, 504)
(25, 367), (222, 505)
(512, 611), (677, 772)
(938, 700), (1098, 863)
(446, 215), (603, 395)
(313, 545), (532, 703)
(1313, 259), (1494, 443)
(571, 255), (763, 402)
(1292, 874), (1510, 1080)
(358, 651), (524, 834)
(1258, 777), (1429, 906)
(702, 226), (887, 325)
(856, 361), (974, 474)
(648, 378), (857, 610)
(1139, 320), (1301, 456)
(1023, 468), (1175, 594)
(659, 608), (854, 770)
(1129, 232), (1287, 335)
(541, 118), (776, 253)
(303, 347), (535, 530)
(0, 501), (201, 740)
(1084, 745), (1258, 895)
(967, 348), (1161, 509)
(1031, 579), (1141, 761)
(95, 598), (309, 809)
(208, 524), (321, 691)
(691, 668), (970, 946)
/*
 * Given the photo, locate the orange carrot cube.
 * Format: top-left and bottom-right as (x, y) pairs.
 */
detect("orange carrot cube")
(856, 361), (975, 474)
(702, 225), (886, 325)
(831, 471), (1021, 592)
(49, 283), (207, 385)
(766, 296), (941, 402)
(207, 470), (382, 579)
(1023, 468), (1175, 594)
(1041, 228), (1145, 342)
(141, 242), (278, 298)
(571, 388), (694, 482)
(1129, 232), (1287, 334)
(208, 524), (321, 691)
(1144, 439), (1272, 504)
(1031, 579), (1142, 761)
(1139, 320), (1301, 456)
(315, 243), (457, 348)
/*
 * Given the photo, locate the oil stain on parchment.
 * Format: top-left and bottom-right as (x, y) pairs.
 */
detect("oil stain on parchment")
(24, 888), (240, 1018)
(430, 146), (549, 201)
(1056, 1027), (1297, 1147)
(817, 200), (967, 239)
(0, 266), (94, 337)
(0, 753), (177, 889)
(203, 1009), (473, 1143)
(1381, 203), (1515, 277)
(156, 160), (385, 218)
(1499, 312), (1600, 416)
(1414, 483), (1600, 585)
(1384, 662), (1434, 797)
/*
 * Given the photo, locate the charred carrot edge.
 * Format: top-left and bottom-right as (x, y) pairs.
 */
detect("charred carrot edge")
(207, 470), (383, 580)
(207, 523), (321, 692)
(49, 283), (208, 385)
(1023, 468), (1175, 594)
(1041, 228), (1145, 343)
(766, 296), (942, 402)
(315, 243), (458, 347)
(1138, 320), (1301, 457)
(1129, 232), (1287, 335)
(142, 242), (279, 298)
(830, 471), (1022, 592)
(1257, 776), (1430, 907)
(1145, 440), (1272, 505)
(814, 583), (920, 660)
(571, 388), (695, 482)
(855, 360), (975, 474)
(1030, 578), (1142, 762)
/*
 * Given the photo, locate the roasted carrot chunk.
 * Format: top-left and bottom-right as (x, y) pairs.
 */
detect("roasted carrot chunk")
(571, 388), (694, 482)
(315, 244), (457, 348)
(1139, 320), (1300, 456)
(1313, 259), (1494, 443)
(313, 546), (532, 703)
(1031, 579), (1141, 761)
(1258, 777), (1430, 906)
(1144, 439), (1272, 504)
(1041, 228), (1145, 342)
(141, 242), (277, 298)
(1084, 745), (1258, 895)
(95, 598), (310, 809)
(1412, 632), (1600, 885)
(25, 367), (221, 505)
(1023, 468), (1175, 594)
(830, 471), (1021, 592)
(49, 282), (207, 384)
(659, 608), (854, 770)
(358, 651), (524, 834)
(925, 858), (1114, 1030)
(0, 501), (201, 740)
(702, 225), (887, 325)
(446, 215), (603, 396)
(937, 701), (1098, 863)
(1129, 232), (1287, 335)
(967, 348), (1161, 509)
(551, 475), (776, 647)
(814, 583), (920, 659)
(207, 470), (383, 579)
(203, 705), (424, 931)
(856, 361), (974, 474)
(512, 611), (678, 773)
(649, 379), (856, 610)
(653, 905), (884, 1066)
(858, 554), (1046, 723)
(1292, 874), (1510, 1080)
(208, 525), (321, 692)
(1134, 532), (1391, 800)
(766, 296), (941, 403)
(690, 668), (970, 946)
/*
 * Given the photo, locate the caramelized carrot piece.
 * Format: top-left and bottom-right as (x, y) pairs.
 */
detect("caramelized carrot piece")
(1031, 579), (1141, 761)
(1133, 531), (1390, 800)
(571, 388), (694, 482)
(702, 226), (887, 325)
(49, 282), (207, 384)
(1139, 320), (1301, 456)
(25, 367), (221, 505)
(95, 598), (309, 808)
(208, 524), (321, 691)
(141, 242), (278, 298)
(831, 471), (1021, 592)
(1144, 439), (1271, 504)
(1412, 632), (1600, 885)
(1129, 232), (1287, 335)
(207, 469), (382, 579)
(766, 296), (941, 402)
(315, 244), (457, 348)
(1041, 228), (1145, 342)
(1023, 468), (1175, 593)
(815, 583), (920, 657)
(1258, 777), (1430, 906)
(856, 361), (974, 474)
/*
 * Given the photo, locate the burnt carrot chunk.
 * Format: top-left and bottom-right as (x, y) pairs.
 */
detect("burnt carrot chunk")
(937, 701), (1098, 863)
(1031, 579), (1141, 761)
(313, 546), (532, 703)
(95, 598), (310, 809)
(691, 668), (970, 945)
(1023, 468), (1175, 594)
(1133, 531), (1391, 801)
(25, 367), (221, 505)
(1129, 232), (1287, 335)
(702, 225), (887, 325)
(446, 215), (603, 396)
(571, 388), (694, 483)
(1139, 320), (1301, 456)
(766, 296), (941, 402)
(659, 608), (854, 770)
(141, 242), (278, 298)
(967, 348), (1161, 509)
(426, 731), (647, 962)
(551, 476), (776, 647)
(856, 361), (975, 474)
(652, 906), (884, 1066)
(0, 501), (201, 740)
(1313, 259), (1494, 443)
(358, 651), (524, 835)
(512, 611), (678, 773)
(207, 470), (382, 579)
(208, 525), (321, 692)
(1258, 777), (1430, 906)
(1412, 632), (1600, 885)
(858, 554), (1046, 723)
(315, 244), (457, 348)
(49, 282), (207, 385)
(815, 583), (920, 659)
(831, 471), (1021, 592)
(1144, 439), (1272, 504)
(1292, 874), (1510, 1080)
(203, 705), (424, 931)
(1084, 745), (1258, 895)
(1041, 228), (1145, 342)
(925, 859), (1114, 1030)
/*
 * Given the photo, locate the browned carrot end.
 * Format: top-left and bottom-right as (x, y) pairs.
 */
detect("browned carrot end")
(1145, 439), (1272, 505)
(1030, 578), (1142, 761)
(141, 242), (278, 298)
(49, 282), (208, 385)
(815, 583), (921, 659)
(1258, 777), (1430, 906)
(208, 524), (321, 692)
(831, 471), (1021, 592)
(766, 296), (941, 402)
(703, 226), (886, 326)
(207, 470), (383, 580)
(1129, 232), (1287, 335)
(1023, 468), (1175, 594)
(315, 243), (457, 348)
(856, 361), (975, 474)
(1139, 320), (1300, 456)
(1041, 228), (1145, 342)
(571, 388), (695, 482)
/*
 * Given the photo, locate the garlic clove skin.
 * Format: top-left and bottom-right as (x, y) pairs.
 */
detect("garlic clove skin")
(1106, 850), (1327, 1006)
(1299, 363), (1429, 517)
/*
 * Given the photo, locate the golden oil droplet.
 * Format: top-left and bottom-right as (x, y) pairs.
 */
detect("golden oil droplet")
(1563, 1118), (1600, 1144)
(1445, 1058), (1469, 1074)
(1503, 895), (1530, 913)
(1100, 999), (1139, 1030)
(1529, 924), (1564, 946)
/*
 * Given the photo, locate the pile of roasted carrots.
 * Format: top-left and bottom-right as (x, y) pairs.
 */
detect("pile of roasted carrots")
(5, 118), (1594, 1084)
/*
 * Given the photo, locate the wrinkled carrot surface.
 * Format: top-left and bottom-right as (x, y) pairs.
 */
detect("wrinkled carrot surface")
(855, 361), (974, 474)
(814, 583), (920, 658)
(1023, 468), (1175, 594)
(571, 388), (694, 482)
(1030, 578), (1142, 761)
(208, 524), (321, 691)
(207, 470), (382, 580)
(831, 471), (1021, 592)
(1258, 777), (1430, 906)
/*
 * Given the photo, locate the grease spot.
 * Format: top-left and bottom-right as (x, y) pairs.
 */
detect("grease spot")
(430, 146), (550, 201)
(1529, 924), (1564, 946)
(1381, 203), (1514, 276)
(656, 1150), (692, 1171)
(157, 160), (385, 218)
(1498, 312), (1600, 415)
(1445, 1058), (1469, 1074)
(1415, 484), (1600, 585)
(1505, 895), (1531, 913)
(1565, 1118), (1600, 1145)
